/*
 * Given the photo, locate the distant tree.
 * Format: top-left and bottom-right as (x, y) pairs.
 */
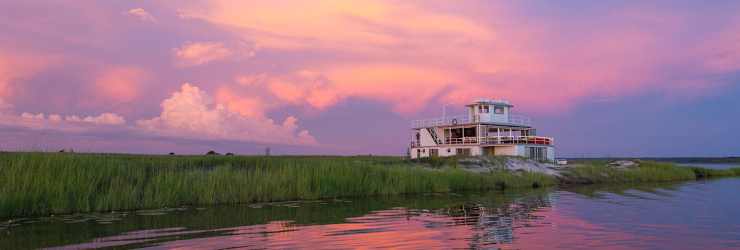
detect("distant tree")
(225, 152), (234, 155)
(264, 147), (270, 156)
(206, 150), (219, 155)
(59, 149), (65, 153)
(169, 152), (175, 155)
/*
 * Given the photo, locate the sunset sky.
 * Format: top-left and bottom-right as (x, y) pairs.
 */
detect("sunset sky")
(0, 0), (738, 157)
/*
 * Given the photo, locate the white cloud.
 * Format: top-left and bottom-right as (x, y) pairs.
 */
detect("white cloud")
(61, 114), (124, 124)
(82, 113), (125, 124)
(0, 98), (13, 114)
(136, 83), (315, 145)
(16, 111), (123, 124)
(122, 8), (158, 23)
(0, 86), (313, 147)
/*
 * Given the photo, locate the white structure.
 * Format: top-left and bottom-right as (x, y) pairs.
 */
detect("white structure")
(410, 98), (555, 162)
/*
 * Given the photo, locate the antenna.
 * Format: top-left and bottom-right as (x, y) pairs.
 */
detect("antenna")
(443, 102), (455, 118)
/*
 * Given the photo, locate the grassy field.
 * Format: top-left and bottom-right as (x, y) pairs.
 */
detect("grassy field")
(0, 152), (555, 217)
(1, 152), (737, 218)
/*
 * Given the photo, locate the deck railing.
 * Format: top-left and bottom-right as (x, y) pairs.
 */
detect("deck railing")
(411, 136), (553, 147)
(412, 114), (530, 128)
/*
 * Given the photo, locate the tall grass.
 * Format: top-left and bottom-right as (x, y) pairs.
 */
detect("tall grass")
(560, 160), (739, 184)
(0, 152), (555, 217)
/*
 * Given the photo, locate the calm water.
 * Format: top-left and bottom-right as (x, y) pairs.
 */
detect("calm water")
(676, 163), (739, 169)
(2, 178), (740, 249)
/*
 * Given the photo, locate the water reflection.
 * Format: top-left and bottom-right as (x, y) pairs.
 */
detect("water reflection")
(2, 178), (739, 249)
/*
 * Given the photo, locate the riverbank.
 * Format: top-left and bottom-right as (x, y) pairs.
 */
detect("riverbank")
(413, 156), (740, 183)
(1, 152), (737, 218)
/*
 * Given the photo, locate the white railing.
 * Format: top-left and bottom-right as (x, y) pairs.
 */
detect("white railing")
(412, 114), (530, 128)
(411, 136), (554, 147)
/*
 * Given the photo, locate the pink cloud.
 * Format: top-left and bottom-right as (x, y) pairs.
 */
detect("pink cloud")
(88, 67), (147, 106)
(122, 8), (158, 23)
(267, 70), (340, 109)
(0, 86), (315, 147)
(171, 0), (740, 115)
(174, 42), (256, 67)
(137, 83), (315, 145)
(21, 112), (44, 119)
(0, 51), (64, 100)
(1, 1), (740, 155)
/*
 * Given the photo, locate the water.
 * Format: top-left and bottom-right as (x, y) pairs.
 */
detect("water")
(676, 163), (739, 169)
(2, 178), (739, 249)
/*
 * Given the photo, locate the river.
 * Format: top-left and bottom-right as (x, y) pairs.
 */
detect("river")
(1, 176), (739, 249)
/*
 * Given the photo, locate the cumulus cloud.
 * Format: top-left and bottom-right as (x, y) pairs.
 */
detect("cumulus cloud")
(82, 113), (125, 124)
(122, 8), (158, 23)
(61, 114), (125, 124)
(136, 83), (315, 144)
(174, 42), (256, 67)
(19, 112), (124, 124)
(22, 112), (44, 119)
(65, 115), (82, 122)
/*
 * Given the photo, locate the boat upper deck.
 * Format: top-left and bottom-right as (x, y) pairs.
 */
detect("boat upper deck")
(412, 114), (530, 129)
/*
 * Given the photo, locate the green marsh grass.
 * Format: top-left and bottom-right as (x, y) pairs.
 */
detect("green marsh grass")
(560, 160), (738, 183)
(0, 152), (555, 217)
(3, 153), (736, 218)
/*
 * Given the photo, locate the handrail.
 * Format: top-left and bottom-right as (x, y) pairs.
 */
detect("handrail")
(422, 135), (554, 146)
(412, 114), (530, 128)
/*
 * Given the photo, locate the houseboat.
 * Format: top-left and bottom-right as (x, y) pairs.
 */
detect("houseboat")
(410, 98), (554, 161)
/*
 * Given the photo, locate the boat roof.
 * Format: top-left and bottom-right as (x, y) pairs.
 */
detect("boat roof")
(414, 122), (531, 129)
(464, 102), (514, 107)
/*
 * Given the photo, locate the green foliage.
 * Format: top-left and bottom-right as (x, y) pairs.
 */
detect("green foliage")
(731, 168), (740, 176)
(0, 152), (555, 217)
(206, 151), (219, 155)
(560, 160), (737, 184)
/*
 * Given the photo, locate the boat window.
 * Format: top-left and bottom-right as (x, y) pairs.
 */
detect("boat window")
(494, 106), (504, 114)
(456, 148), (471, 155)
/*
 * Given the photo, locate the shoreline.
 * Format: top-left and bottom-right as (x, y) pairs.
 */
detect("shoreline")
(1, 152), (738, 218)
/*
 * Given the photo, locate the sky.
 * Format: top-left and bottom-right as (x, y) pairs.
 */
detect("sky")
(0, 0), (738, 157)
